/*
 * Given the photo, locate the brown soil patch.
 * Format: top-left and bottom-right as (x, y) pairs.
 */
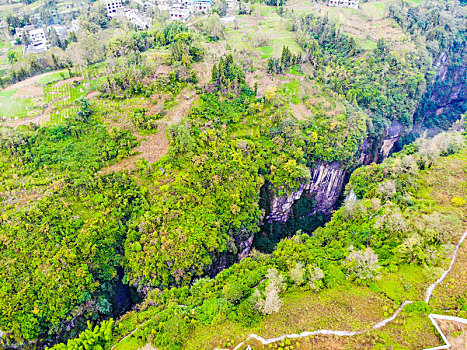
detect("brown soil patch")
(192, 60), (213, 85)
(430, 234), (467, 310)
(13, 85), (43, 98)
(290, 102), (310, 120)
(86, 90), (100, 99)
(54, 76), (83, 88)
(100, 125), (169, 174)
(164, 87), (197, 124)
(100, 87), (198, 174)
(0, 104), (51, 128)
(155, 65), (171, 75)
(245, 70), (279, 98)
(2, 71), (56, 92)
(437, 319), (467, 350)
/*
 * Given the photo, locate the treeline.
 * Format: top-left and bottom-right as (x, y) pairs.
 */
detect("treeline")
(1, 21), (201, 88)
(267, 46), (302, 74)
(294, 14), (428, 129)
(211, 53), (246, 91)
(0, 105), (146, 345)
(389, 0), (466, 56)
(100, 24), (202, 98)
(388, 0), (467, 130)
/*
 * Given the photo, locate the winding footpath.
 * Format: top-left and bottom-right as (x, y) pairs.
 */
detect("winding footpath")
(218, 230), (467, 350)
(111, 230), (467, 350)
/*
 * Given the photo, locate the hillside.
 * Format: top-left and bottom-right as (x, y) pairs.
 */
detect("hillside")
(0, 0), (466, 349)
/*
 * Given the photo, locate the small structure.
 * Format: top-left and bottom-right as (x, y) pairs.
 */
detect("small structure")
(123, 8), (152, 29)
(49, 24), (68, 40)
(328, 0), (359, 8)
(28, 28), (47, 48)
(157, 0), (170, 11)
(193, 0), (211, 13)
(169, 3), (191, 21)
(105, 0), (123, 16)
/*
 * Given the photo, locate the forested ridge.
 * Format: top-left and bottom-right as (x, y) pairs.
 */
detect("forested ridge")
(0, 0), (466, 349)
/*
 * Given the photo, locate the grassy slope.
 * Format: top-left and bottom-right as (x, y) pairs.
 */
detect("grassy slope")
(284, 0), (414, 52)
(0, 89), (36, 118)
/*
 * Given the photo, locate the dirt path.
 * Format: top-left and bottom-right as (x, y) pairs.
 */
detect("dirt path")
(101, 87), (198, 173)
(1, 71), (65, 92)
(435, 317), (467, 350)
(101, 125), (169, 174)
(219, 230), (467, 350)
(0, 104), (52, 128)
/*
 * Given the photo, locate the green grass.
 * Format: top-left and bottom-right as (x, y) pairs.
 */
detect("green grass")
(259, 45), (273, 59)
(287, 64), (304, 76)
(360, 39), (378, 50)
(279, 79), (301, 104)
(224, 5), (303, 58)
(0, 90), (36, 119)
(36, 70), (70, 86)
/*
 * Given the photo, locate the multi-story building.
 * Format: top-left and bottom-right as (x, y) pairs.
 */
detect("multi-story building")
(328, 0), (359, 8)
(169, 3), (191, 21)
(105, 0), (123, 16)
(157, 0), (170, 11)
(28, 28), (47, 47)
(123, 8), (152, 29)
(15, 26), (47, 51)
(193, 0), (211, 13)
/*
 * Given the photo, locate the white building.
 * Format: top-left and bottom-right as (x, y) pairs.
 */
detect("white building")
(193, 0), (211, 12)
(170, 3), (191, 21)
(157, 0), (170, 11)
(16, 26), (47, 51)
(28, 28), (47, 47)
(69, 19), (81, 33)
(105, 0), (123, 16)
(328, 0), (359, 8)
(226, 0), (238, 13)
(123, 8), (152, 29)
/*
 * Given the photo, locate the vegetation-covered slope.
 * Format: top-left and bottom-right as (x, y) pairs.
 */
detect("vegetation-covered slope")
(71, 131), (466, 350)
(0, 0), (466, 348)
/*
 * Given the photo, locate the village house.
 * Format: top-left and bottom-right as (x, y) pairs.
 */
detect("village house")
(169, 2), (191, 21)
(15, 26), (48, 52)
(122, 8), (152, 29)
(156, 0), (170, 11)
(105, 0), (124, 16)
(49, 24), (68, 40)
(193, 0), (211, 13)
(328, 0), (359, 8)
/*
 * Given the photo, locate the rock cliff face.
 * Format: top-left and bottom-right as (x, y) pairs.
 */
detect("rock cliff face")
(378, 121), (405, 160)
(260, 46), (466, 236)
(414, 43), (467, 131)
(208, 230), (255, 277)
(265, 162), (346, 223)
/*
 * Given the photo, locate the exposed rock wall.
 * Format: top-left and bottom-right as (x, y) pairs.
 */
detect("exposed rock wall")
(265, 162), (346, 223)
(414, 43), (467, 130)
(378, 121), (405, 160)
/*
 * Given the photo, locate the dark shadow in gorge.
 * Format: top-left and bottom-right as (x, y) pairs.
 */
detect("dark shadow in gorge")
(254, 183), (331, 253)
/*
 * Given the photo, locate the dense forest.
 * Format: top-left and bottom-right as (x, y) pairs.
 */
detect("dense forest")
(0, 0), (466, 349)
